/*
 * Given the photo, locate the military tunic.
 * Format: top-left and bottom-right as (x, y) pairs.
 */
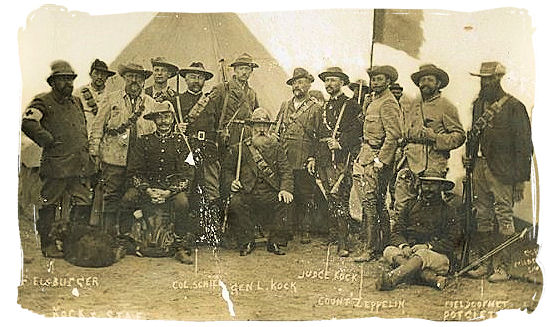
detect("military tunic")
(225, 137), (293, 246)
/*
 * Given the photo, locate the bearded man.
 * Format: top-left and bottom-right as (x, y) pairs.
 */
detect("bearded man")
(464, 62), (533, 282)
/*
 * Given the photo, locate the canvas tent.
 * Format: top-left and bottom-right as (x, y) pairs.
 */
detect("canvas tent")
(108, 12), (290, 117)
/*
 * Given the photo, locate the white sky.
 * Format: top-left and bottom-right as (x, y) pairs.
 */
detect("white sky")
(4, 1), (550, 326)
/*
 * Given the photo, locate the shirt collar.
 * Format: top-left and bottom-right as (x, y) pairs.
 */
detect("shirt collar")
(186, 89), (202, 96)
(329, 92), (344, 101)
(424, 92), (441, 103)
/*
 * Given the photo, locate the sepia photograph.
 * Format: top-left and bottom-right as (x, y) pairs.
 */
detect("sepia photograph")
(7, 0), (548, 324)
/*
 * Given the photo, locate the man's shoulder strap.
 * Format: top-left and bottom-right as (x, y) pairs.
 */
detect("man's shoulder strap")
(245, 141), (279, 189)
(471, 94), (511, 139)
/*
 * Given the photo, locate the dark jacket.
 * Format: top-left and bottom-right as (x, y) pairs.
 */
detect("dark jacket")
(317, 93), (363, 166)
(473, 95), (532, 184)
(21, 91), (95, 179)
(208, 77), (259, 147)
(225, 136), (293, 194)
(144, 85), (178, 110)
(126, 130), (195, 192)
(274, 96), (323, 170)
(392, 197), (462, 257)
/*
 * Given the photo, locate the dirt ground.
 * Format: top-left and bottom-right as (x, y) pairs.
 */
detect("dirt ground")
(16, 213), (543, 322)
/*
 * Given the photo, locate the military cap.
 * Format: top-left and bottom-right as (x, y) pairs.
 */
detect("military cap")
(47, 60), (77, 84)
(318, 67), (350, 85)
(470, 61), (506, 77)
(150, 57), (179, 78)
(246, 107), (275, 125)
(286, 67), (314, 85)
(89, 59), (116, 77)
(367, 65), (399, 84)
(179, 62), (214, 80)
(411, 64), (449, 89)
(143, 100), (176, 120)
(230, 53), (259, 69)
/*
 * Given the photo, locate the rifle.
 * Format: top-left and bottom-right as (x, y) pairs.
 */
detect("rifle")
(460, 129), (477, 270)
(222, 126), (245, 233)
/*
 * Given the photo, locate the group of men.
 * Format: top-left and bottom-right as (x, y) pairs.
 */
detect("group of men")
(21, 53), (532, 290)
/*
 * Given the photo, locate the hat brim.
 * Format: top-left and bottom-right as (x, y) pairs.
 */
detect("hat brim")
(93, 68), (116, 77)
(230, 62), (259, 69)
(367, 69), (398, 84)
(286, 74), (314, 86)
(469, 72), (496, 77)
(419, 176), (455, 191)
(119, 68), (153, 80)
(245, 119), (276, 125)
(318, 72), (350, 85)
(348, 83), (370, 91)
(143, 110), (175, 120)
(179, 68), (214, 81)
(47, 73), (77, 84)
(411, 69), (449, 88)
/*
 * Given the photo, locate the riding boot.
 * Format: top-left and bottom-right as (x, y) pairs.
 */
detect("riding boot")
(354, 199), (377, 262)
(466, 231), (494, 278)
(37, 205), (63, 258)
(418, 270), (447, 290)
(376, 255), (423, 291)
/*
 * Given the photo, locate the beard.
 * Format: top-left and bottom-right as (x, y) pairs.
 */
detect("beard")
(188, 82), (203, 93)
(126, 82), (142, 97)
(60, 85), (73, 97)
(479, 85), (498, 101)
(420, 85), (437, 97)
(293, 88), (305, 98)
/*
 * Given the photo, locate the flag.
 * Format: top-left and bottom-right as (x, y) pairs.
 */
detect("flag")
(373, 9), (424, 59)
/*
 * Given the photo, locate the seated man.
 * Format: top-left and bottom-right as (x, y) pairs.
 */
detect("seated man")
(125, 101), (196, 264)
(226, 108), (294, 256)
(376, 171), (461, 290)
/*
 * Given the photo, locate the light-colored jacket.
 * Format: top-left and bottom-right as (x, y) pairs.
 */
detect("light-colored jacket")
(89, 90), (156, 167)
(357, 88), (402, 166)
(403, 94), (465, 174)
(75, 84), (107, 137)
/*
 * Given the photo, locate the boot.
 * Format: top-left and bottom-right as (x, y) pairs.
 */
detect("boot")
(38, 206), (63, 258)
(376, 256), (423, 291)
(466, 231), (493, 278)
(102, 211), (119, 237)
(354, 201), (377, 262)
(419, 270), (447, 290)
(174, 248), (194, 264)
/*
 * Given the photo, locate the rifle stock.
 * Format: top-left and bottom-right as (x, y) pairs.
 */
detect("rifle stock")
(460, 130), (476, 270)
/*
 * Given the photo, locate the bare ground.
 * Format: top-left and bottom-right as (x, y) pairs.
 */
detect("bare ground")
(17, 215), (542, 322)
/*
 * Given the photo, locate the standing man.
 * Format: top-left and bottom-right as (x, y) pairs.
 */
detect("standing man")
(464, 62), (532, 282)
(89, 63), (157, 238)
(21, 60), (96, 257)
(348, 79), (371, 109)
(227, 108), (294, 256)
(207, 53), (260, 197)
(274, 67), (322, 244)
(353, 66), (402, 262)
(177, 62), (222, 242)
(125, 101), (196, 263)
(394, 64), (465, 216)
(76, 59), (116, 136)
(145, 57), (179, 108)
(377, 171), (461, 290)
(317, 67), (363, 257)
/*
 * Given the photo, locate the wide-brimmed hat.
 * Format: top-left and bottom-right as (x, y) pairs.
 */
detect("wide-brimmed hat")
(229, 53), (259, 69)
(348, 79), (371, 92)
(411, 64), (449, 89)
(150, 57), (179, 78)
(470, 61), (506, 77)
(286, 67), (314, 85)
(89, 59), (116, 77)
(367, 65), (399, 83)
(178, 62), (214, 80)
(246, 108), (275, 125)
(143, 101), (176, 120)
(47, 60), (77, 84)
(118, 62), (153, 79)
(419, 169), (455, 191)
(318, 67), (350, 85)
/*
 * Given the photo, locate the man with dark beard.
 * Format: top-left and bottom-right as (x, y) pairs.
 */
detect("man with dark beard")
(145, 57), (179, 108)
(226, 108), (294, 256)
(317, 67), (363, 257)
(76, 59), (116, 136)
(177, 62), (222, 244)
(376, 171), (461, 291)
(353, 66), (402, 263)
(463, 62), (532, 282)
(394, 64), (465, 218)
(90, 63), (157, 238)
(21, 60), (96, 257)
(273, 67), (322, 244)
